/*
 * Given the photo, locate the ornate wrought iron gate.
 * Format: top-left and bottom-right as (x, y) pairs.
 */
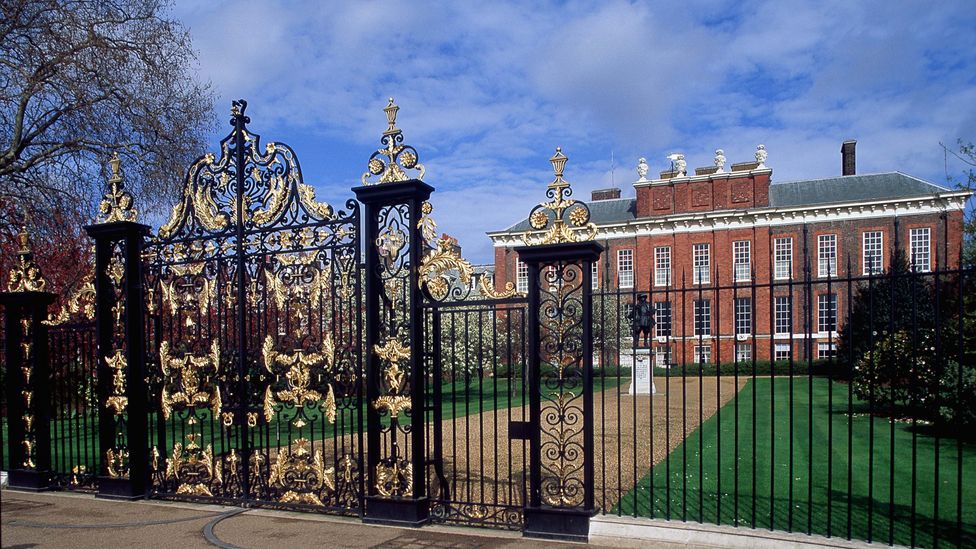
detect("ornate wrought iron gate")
(142, 101), (364, 512)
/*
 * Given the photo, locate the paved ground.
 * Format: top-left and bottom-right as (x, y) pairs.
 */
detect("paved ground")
(1, 490), (642, 549)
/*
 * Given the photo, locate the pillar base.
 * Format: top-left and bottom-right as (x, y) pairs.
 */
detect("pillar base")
(523, 507), (597, 542)
(363, 496), (430, 527)
(6, 469), (53, 492)
(96, 476), (147, 500)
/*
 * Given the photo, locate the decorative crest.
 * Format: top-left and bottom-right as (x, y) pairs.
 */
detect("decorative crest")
(361, 98), (425, 184)
(97, 152), (138, 223)
(521, 148), (597, 246)
(7, 225), (48, 292)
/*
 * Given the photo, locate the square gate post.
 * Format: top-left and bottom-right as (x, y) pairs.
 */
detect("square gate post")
(1, 226), (57, 491)
(85, 220), (151, 499)
(516, 241), (602, 541)
(353, 178), (434, 526)
(512, 147), (602, 541)
(84, 157), (152, 500)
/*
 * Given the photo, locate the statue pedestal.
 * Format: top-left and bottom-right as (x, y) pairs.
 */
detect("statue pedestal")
(628, 348), (656, 395)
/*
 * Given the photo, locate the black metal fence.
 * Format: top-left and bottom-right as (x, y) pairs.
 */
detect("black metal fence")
(1, 102), (973, 548)
(591, 239), (975, 548)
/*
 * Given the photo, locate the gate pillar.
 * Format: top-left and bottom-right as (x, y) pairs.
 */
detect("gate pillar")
(85, 154), (152, 499)
(1, 226), (57, 491)
(515, 148), (602, 541)
(353, 98), (433, 527)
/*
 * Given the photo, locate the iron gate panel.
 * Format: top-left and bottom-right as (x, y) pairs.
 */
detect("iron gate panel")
(425, 298), (530, 529)
(143, 101), (364, 513)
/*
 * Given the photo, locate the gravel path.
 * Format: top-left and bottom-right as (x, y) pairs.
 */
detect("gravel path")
(433, 375), (747, 514)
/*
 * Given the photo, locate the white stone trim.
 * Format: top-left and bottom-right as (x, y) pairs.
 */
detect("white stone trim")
(488, 191), (970, 247)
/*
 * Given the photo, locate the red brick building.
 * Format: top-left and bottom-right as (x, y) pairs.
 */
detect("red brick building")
(487, 142), (971, 364)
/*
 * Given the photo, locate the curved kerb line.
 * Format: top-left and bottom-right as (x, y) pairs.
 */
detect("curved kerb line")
(5, 508), (240, 529)
(203, 508), (249, 549)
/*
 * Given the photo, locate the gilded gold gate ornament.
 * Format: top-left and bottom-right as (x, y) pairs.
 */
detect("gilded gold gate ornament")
(361, 98), (425, 185)
(268, 437), (335, 505)
(419, 235), (473, 301)
(522, 148), (598, 246)
(261, 334), (337, 424)
(104, 350), (128, 415)
(7, 226), (48, 292)
(160, 340), (221, 420)
(97, 153), (138, 223)
(165, 442), (220, 497)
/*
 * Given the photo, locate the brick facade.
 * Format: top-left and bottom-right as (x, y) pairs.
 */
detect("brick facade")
(489, 165), (969, 364)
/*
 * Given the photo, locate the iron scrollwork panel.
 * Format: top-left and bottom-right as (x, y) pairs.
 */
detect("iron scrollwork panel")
(537, 261), (586, 508)
(144, 100), (364, 512)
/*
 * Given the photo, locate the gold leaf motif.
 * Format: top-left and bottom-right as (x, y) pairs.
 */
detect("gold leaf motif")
(97, 153), (138, 224)
(374, 460), (413, 498)
(7, 226), (48, 292)
(361, 98), (425, 185)
(104, 350), (128, 416)
(105, 447), (130, 479)
(478, 276), (520, 299)
(418, 237), (473, 301)
(262, 334), (336, 424)
(521, 148), (598, 246)
(160, 340), (221, 420)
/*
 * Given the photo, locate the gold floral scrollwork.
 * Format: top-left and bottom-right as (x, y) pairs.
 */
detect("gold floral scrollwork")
(44, 277), (96, 326)
(418, 236), (473, 301)
(106, 448), (130, 479)
(522, 148), (598, 246)
(478, 276), (520, 299)
(97, 153), (138, 223)
(361, 98), (426, 185)
(417, 201), (436, 244)
(160, 262), (212, 327)
(297, 183), (334, 220)
(262, 334), (336, 424)
(160, 340), (221, 420)
(104, 350), (128, 416)
(6, 226), (47, 292)
(252, 173), (289, 225)
(166, 442), (221, 497)
(375, 460), (413, 498)
(268, 438), (335, 505)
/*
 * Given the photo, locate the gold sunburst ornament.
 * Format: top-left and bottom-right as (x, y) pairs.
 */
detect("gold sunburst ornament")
(361, 98), (425, 184)
(521, 148), (598, 246)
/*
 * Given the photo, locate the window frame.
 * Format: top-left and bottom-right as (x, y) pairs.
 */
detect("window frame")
(617, 249), (634, 289)
(910, 227), (931, 272)
(693, 243), (710, 285)
(774, 237), (793, 280)
(694, 299), (711, 336)
(774, 295), (792, 335)
(733, 240), (751, 282)
(654, 246), (671, 287)
(863, 231), (884, 275)
(818, 234), (838, 278)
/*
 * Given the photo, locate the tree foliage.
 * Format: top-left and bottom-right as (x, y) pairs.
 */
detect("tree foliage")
(1, 0), (215, 293)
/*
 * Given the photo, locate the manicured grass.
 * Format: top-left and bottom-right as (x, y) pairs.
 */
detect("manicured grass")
(614, 377), (976, 548)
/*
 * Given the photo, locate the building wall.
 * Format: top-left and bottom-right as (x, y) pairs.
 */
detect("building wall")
(492, 209), (964, 364)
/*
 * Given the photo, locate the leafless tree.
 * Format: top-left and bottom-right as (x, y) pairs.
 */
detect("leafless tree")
(0, 0), (215, 234)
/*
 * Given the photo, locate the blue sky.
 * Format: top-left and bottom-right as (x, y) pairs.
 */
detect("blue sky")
(172, 0), (976, 263)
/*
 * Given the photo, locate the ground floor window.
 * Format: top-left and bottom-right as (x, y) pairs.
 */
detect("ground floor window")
(735, 343), (752, 362)
(817, 342), (837, 359)
(774, 343), (791, 361)
(694, 345), (711, 364)
(655, 345), (672, 368)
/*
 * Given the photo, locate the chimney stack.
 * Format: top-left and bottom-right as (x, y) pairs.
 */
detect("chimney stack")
(591, 187), (621, 201)
(841, 140), (856, 176)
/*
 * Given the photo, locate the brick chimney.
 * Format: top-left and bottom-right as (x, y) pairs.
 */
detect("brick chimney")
(591, 187), (621, 201)
(842, 140), (856, 176)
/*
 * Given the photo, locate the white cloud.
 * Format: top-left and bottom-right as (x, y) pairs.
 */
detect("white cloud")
(168, 0), (976, 263)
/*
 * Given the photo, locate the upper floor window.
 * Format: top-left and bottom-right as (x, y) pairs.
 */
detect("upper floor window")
(693, 243), (710, 285)
(910, 227), (931, 272)
(733, 240), (751, 282)
(654, 246), (671, 287)
(774, 237), (793, 280)
(655, 301), (672, 337)
(694, 299), (711, 336)
(774, 296), (792, 334)
(863, 231), (884, 275)
(617, 249), (634, 288)
(735, 297), (752, 335)
(591, 261), (599, 290)
(516, 260), (528, 294)
(818, 234), (837, 278)
(818, 293), (837, 333)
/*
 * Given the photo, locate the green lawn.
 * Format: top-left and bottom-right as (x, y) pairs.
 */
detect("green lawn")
(614, 377), (976, 548)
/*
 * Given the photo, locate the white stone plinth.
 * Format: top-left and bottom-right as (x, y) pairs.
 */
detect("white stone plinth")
(628, 348), (656, 395)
